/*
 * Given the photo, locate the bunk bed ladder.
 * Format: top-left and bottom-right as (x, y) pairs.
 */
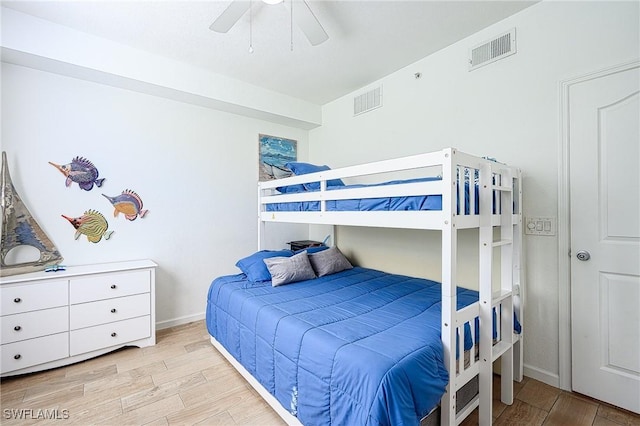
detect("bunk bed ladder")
(440, 149), (458, 426)
(477, 164), (515, 426)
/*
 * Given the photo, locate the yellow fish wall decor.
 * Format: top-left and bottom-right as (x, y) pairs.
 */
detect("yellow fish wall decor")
(62, 209), (113, 243)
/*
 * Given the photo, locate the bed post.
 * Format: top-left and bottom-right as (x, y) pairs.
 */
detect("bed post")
(440, 148), (457, 426)
(258, 181), (265, 250)
(478, 162), (494, 426)
(513, 169), (524, 382)
(498, 168), (514, 407)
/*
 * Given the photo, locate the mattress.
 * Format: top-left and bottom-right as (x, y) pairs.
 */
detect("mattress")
(206, 267), (482, 426)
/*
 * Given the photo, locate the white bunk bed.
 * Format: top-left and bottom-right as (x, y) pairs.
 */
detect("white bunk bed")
(252, 147), (524, 426)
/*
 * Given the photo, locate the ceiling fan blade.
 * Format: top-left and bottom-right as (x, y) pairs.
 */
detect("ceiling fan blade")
(210, 0), (251, 33)
(288, 0), (328, 46)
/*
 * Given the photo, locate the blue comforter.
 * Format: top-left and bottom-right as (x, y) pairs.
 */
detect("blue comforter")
(265, 177), (488, 214)
(206, 267), (482, 425)
(267, 177), (444, 213)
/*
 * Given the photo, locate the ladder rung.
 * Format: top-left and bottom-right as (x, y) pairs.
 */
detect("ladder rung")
(492, 239), (512, 247)
(455, 366), (479, 391)
(492, 185), (512, 192)
(492, 290), (512, 305)
(492, 340), (512, 362)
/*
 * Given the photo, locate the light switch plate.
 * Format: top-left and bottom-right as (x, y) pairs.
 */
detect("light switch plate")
(525, 217), (556, 236)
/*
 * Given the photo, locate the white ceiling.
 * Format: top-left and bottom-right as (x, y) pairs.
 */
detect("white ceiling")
(2, 0), (537, 105)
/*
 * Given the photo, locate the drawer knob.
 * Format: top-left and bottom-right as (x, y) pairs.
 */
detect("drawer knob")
(14, 326), (21, 331)
(13, 297), (21, 303)
(14, 354), (21, 360)
(110, 284), (117, 289)
(111, 332), (117, 337)
(110, 308), (117, 313)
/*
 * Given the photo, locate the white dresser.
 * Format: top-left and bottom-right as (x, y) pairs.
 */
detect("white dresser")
(0, 259), (156, 377)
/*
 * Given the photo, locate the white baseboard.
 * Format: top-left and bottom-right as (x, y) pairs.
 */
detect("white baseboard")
(156, 312), (205, 330)
(523, 363), (560, 388)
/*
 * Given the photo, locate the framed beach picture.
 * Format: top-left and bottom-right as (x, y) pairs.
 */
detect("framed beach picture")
(259, 134), (297, 181)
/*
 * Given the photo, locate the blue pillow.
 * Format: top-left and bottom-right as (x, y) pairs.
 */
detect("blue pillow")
(235, 250), (294, 282)
(276, 183), (306, 194)
(285, 162), (345, 191)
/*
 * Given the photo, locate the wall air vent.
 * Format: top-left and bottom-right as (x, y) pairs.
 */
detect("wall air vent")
(469, 28), (516, 71)
(354, 86), (382, 116)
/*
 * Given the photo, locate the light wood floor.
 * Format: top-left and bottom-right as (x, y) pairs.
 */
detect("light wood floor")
(1, 320), (638, 425)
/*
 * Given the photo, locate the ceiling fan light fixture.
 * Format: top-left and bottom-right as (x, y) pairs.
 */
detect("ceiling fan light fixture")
(210, 0), (328, 47)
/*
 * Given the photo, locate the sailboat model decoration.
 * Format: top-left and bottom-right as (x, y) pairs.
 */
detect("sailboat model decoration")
(1, 151), (63, 276)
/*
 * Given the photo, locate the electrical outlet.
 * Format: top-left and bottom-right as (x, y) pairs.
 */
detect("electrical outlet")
(525, 217), (556, 236)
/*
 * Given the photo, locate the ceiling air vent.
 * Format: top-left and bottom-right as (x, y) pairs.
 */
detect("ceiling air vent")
(354, 86), (382, 116)
(469, 28), (516, 71)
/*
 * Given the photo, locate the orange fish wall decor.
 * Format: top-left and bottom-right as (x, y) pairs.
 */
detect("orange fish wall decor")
(102, 189), (148, 221)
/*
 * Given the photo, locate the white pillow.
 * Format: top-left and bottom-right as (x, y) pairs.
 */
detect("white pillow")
(263, 251), (316, 287)
(308, 247), (353, 277)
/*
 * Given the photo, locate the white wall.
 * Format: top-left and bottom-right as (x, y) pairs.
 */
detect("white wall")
(1, 63), (308, 328)
(309, 1), (639, 386)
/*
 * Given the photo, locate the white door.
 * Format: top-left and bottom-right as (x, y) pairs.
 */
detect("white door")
(569, 63), (640, 414)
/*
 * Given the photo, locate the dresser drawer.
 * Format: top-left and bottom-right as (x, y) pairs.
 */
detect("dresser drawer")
(70, 293), (150, 330)
(1, 332), (69, 374)
(69, 315), (150, 356)
(1, 306), (68, 345)
(0, 280), (68, 315)
(70, 270), (150, 304)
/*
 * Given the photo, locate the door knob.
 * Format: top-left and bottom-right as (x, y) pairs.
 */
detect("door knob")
(576, 250), (591, 261)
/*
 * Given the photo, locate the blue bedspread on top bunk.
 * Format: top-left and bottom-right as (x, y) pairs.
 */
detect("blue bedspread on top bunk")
(206, 267), (482, 426)
(267, 177), (445, 212)
(265, 177), (486, 214)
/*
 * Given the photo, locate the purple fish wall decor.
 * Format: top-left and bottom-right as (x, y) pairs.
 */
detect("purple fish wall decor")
(62, 209), (113, 243)
(102, 189), (148, 221)
(49, 156), (105, 191)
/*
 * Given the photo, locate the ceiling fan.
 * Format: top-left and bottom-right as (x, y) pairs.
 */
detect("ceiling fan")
(210, 0), (329, 46)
